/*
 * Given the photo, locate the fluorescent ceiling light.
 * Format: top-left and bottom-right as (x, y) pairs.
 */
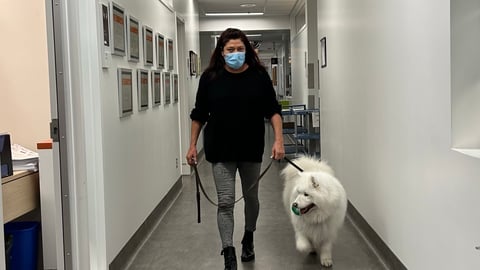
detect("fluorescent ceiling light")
(205, 12), (264, 16)
(240, 3), (257, 8)
(211, 34), (262, 38)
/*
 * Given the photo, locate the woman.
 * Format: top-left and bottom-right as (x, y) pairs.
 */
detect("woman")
(186, 28), (284, 270)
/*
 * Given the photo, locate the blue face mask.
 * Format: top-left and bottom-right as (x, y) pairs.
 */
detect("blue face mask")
(224, 52), (246, 70)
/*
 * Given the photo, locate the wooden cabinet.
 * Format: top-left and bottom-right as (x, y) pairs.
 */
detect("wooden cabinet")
(2, 171), (40, 223)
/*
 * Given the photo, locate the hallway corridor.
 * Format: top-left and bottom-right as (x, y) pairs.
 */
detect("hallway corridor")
(127, 134), (388, 270)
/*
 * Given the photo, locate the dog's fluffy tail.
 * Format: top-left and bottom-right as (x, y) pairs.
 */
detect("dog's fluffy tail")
(281, 155), (334, 181)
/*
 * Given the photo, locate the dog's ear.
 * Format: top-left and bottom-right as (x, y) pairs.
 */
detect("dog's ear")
(311, 176), (319, 189)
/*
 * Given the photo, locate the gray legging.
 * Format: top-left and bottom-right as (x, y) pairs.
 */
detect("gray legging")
(212, 162), (262, 248)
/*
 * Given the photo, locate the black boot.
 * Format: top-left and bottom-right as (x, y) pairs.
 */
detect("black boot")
(241, 231), (255, 262)
(221, 246), (237, 270)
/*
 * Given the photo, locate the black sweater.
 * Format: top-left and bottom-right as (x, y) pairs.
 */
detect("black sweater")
(190, 67), (281, 163)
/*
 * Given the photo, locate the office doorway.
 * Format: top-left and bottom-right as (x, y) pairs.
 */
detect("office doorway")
(176, 17), (192, 175)
(45, 0), (72, 269)
(0, 1), (65, 269)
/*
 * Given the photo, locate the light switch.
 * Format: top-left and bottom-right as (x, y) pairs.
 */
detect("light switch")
(102, 50), (111, 68)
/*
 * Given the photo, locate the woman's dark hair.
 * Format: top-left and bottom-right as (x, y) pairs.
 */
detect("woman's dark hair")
(203, 28), (265, 79)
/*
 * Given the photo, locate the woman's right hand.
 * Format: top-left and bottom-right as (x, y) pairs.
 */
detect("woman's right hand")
(186, 146), (198, 166)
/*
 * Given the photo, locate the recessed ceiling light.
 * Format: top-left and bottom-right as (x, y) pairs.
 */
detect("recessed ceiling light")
(240, 3), (257, 8)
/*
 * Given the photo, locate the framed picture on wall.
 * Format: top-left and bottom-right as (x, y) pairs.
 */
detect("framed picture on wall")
(156, 33), (165, 69)
(272, 65), (278, 86)
(127, 15), (140, 62)
(101, 3), (110, 47)
(167, 38), (174, 71)
(143, 25), (154, 66)
(111, 2), (126, 56)
(196, 55), (201, 77)
(117, 68), (133, 117)
(163, 72), (171, 104)
(99, 3), (111, 68)
(137, 69), (149, 111)
(320, 37), (327, 68)
(189, 50), (197, 76)
(172, 73), (178, 103)
(152, 70), (162, 106)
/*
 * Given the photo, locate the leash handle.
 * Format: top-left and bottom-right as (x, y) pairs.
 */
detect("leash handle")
(196, 172), (201, 223)
(193, 165), (201, 223)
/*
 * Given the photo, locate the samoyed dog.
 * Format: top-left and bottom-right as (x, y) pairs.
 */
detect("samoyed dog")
(281, 156), (347, 267)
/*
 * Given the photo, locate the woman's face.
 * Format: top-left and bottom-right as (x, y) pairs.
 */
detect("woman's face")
(222, 39), (246, 56)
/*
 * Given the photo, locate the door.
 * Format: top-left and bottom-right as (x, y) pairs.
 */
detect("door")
(176, 17), (191, 175)
(45, 0), (72, 269)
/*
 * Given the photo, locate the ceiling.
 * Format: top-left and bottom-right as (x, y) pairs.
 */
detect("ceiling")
(197, 0), (298, 17)
(201, 30), (290, 57)
(198, 0), (297, 57)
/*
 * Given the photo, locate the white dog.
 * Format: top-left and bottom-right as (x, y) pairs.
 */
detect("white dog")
(281, 156), (347, 267)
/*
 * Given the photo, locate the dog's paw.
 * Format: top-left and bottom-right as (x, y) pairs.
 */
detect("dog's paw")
(320, 256), (333, 267)
(295, 238), (313, 253)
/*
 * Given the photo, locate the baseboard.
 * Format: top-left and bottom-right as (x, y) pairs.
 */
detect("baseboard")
(347, 201), (408, 270)
(109, 177), (183, 270)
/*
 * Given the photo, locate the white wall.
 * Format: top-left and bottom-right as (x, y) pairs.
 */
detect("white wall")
(98, 0), (199, 263)
(173, 0), (201, 110)
(50, 0), (200, 268)
(315, 0), (480, 268)
(290, 28), (308, 106)
(0, 1), (50, 150)
(173, 0), (201, 172)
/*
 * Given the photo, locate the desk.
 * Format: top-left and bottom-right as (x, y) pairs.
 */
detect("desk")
(1, 171), (40, 223)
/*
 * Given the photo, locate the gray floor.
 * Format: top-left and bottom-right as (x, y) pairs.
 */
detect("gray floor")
(127, 134), (388, 270)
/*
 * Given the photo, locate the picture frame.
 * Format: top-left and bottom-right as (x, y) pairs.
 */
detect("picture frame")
(320, 37), (327, 68)
(111, 2), (126, 56)
(156, 33), (165, 69)
(196, 55), (201, 77)
(151, 70), (162, 106)
(167, 38), (174, 71)
(163, 72), (171, 104)
(272, 65), (278, 86)
(172, 73), (178, 103)
(127, 15), (140, 62)
(143, 25), (154, 66)
(189, 50), (197, 76)
(101, 3), (110, 47)
(137, 69), (149, 111)
(98, 3), (111, 68)
(117, 68), (133, 117)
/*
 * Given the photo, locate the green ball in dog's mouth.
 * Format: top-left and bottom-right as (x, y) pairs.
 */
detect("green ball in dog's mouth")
(291, 205), (301, 216)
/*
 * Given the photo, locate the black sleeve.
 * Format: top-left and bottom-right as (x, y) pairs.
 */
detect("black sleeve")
(190, 73), (210, 124)
(261, 70), (282, 119)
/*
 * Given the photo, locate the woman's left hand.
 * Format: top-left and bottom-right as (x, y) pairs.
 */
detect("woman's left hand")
(271, 140), (285, 160)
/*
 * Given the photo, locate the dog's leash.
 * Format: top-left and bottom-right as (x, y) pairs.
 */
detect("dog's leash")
(192, 158), (274, 223)
(192, 157), (305, 223)
(283, 156), (304, 172)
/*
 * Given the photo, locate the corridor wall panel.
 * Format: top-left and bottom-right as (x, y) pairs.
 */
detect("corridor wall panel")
(316, 0), (480, 268)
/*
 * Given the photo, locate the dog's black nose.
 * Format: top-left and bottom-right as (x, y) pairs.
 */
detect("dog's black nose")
(292, 202), (298, 208)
